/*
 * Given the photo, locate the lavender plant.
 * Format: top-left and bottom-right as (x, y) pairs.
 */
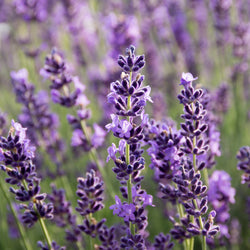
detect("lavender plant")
(0, 1), (250, 248)
(106, 45), (155, 248)
(0, 120), (60, 249)
(144, 72), (220, 250)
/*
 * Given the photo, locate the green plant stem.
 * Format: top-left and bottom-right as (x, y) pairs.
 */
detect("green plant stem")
(87, 214), (94, 250)
(193, 199), (206, 250)
(189, 235), (194, 250)
(37, 215), (52, 248)
(126, 70), (135, 235)
(0, 177), (32, 250)
(190, 102), (207, 250)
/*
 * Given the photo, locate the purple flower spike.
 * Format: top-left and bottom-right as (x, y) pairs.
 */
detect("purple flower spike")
(107, 45), (153, 237)
(76, 169), (104, 216)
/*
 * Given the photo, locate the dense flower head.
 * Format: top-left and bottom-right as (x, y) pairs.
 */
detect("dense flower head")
(0, 120), (35, 168)
(20, 199), (54, 227)
(120, 230), (145, 250)
(107, 140), (145, 185)
(98, 225), (120, 250)
(117, 45), (145, 73)
(144, 119), (183, 180)
(106, 45), (153, 243)
(76, 169), (104, 216)
(153, 233), (174, 249)
(107, 74), (152, 117)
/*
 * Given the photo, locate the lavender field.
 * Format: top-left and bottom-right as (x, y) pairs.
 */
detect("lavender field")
(0, 0), (249, 249)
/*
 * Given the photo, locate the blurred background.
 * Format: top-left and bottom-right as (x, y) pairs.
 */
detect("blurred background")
(0, 0), (249, 249)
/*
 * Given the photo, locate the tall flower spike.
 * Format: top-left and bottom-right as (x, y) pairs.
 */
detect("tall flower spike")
(0, 121), (55, 248)
(106, 45), (153, 248)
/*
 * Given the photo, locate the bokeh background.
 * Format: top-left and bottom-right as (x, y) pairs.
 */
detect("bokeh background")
(0, 0), (249, 249)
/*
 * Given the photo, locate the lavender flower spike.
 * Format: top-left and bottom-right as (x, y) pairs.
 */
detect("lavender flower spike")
(0, 121), (54, 248)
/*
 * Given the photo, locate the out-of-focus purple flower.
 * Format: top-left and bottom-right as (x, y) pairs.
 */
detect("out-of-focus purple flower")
(210, 0), (233, 47)
(236, 146), (250, 186)
(231, 22), (250, 79)
(166, 0), (198, 74)
(11, 69), (65, 174)
(71, 129), (86, 147)
(207, 170), (235, 246)
(91, 123), (106, 148)
(104, 13), (140, 60)
(208, 171), (235, 214)
(14, 0), (49, 22)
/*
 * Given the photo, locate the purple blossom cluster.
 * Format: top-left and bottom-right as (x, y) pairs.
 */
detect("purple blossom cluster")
(0, 120), (58, 247)
(143, 72), (221, 245)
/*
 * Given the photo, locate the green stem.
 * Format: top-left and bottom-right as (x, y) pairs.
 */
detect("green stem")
(201, 168), (209, 188)
(0, 177), (32, 250)
(126, 70), (135, 235)
(193, 200), (206, 250)
(88, 214), (94, 250)
(37, 215), (52, 249)
(189, 236), (194, 250)
(126, 144), (134, 235)
(190, 102), (207, 250)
